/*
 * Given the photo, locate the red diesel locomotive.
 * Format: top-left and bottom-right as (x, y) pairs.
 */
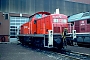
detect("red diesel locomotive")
(68, 12), (90, 46)
(18, 12), (73, 49)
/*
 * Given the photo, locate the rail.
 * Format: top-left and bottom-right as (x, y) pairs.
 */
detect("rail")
(26, 46), (90, 60)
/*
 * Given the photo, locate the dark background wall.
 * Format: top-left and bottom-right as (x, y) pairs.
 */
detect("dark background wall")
(0, 0), (90, 16)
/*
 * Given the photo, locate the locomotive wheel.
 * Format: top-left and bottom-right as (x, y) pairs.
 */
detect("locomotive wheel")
(53, 37), (63, 50)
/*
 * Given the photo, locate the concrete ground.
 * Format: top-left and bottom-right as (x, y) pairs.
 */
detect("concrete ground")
(0, 43), (57, 60)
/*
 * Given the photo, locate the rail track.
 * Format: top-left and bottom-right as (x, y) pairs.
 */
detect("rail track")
(41, 49), (90, 60)
(18, 43), (90, 60)
(61, 49), (90, 60)
(25, 45), (90, 60)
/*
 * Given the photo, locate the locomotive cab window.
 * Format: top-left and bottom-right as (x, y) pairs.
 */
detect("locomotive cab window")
(87, 19), (90, 24)
(44, 14), (48, 17)
(35, 14), (42, 19)
(34, 20), (37, 24)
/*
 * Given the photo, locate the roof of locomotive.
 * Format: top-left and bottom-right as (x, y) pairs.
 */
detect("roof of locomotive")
(29, 12), (51, 18)
(28, 12), (68, 23)
(21, 12), (68, 27)
(29, 12), (67, 19)
(68, 11), (90, 22)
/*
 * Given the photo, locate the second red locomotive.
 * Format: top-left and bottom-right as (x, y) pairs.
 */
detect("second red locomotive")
(68, 12), (90, 46)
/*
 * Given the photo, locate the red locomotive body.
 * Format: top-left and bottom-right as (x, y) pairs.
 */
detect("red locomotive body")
(68, 19), (90, 33)
(74, 19), (90, 33)
(52, 14), (68, 33)
(35, 14), (68, 34)
(21, 22), (30, 34)
(36, 16), (52, 34)
(21, 13), (68, 34)
(18, 12), (72, 49)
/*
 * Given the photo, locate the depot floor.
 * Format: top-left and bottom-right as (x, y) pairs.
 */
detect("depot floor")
(0, 43), (56, 60)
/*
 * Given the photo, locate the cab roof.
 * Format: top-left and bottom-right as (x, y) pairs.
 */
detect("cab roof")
(29, 12), (51, 18)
